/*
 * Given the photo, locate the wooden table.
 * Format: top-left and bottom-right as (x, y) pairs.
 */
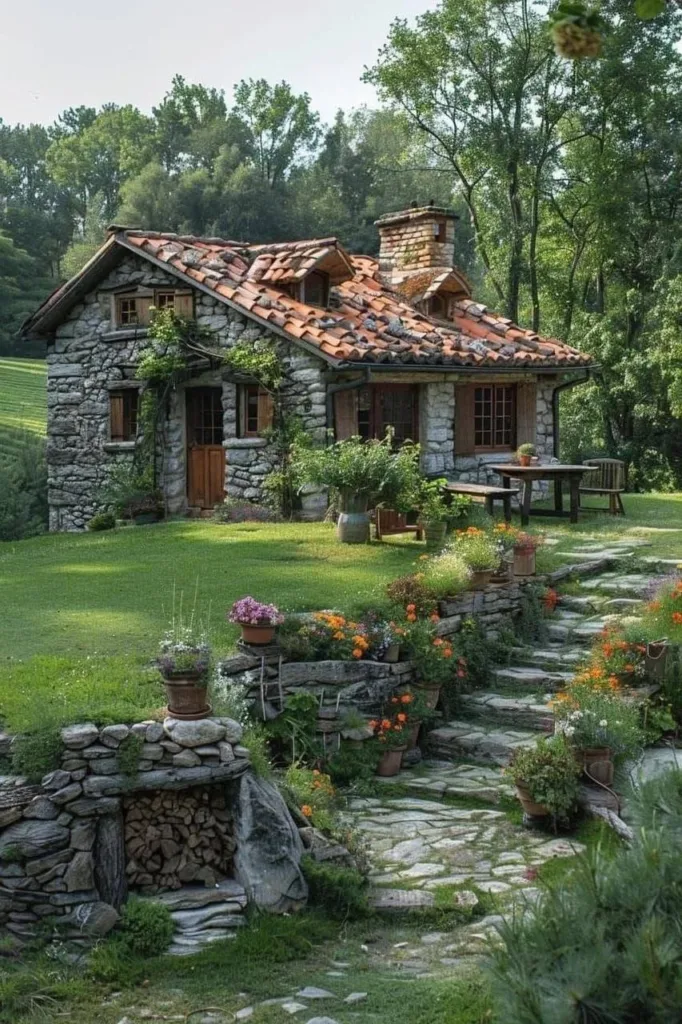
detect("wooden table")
(488, 464), (592, 526)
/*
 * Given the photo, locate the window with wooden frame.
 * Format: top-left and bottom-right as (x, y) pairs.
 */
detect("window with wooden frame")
(474, 384), (516, 449)
(434, 219), (447, 243)
(109, 389), (139, 442)
(239, 384), (274, 438)
(153, 290), (193, 317)
(355, 384), (419, 447)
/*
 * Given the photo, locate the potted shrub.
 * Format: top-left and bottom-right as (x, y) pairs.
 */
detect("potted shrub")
(421, 549), (471, 610)
(390, 688), (437, 750)
(516, 442), (537, 467)
(554, 682), (645, 783)
(503, 735), (581, 822)
(292, 435), (420, 544)
(513, 531), (541, 576)
(369, 711), (409, 776)
(492, 522), (520, 581)
(363, 615), (405, 663)
(414, 477), (450, 549)
(157, 625), (212, 720)
(229, 596), (284, 645)
(403, 619), (464, 710)
(451, 527), (501, 589)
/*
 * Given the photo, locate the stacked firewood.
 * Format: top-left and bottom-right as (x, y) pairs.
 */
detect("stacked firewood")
(123, 786), (235, 892)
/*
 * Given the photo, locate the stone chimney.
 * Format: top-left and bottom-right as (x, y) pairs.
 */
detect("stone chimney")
(375, 204), (458, 283)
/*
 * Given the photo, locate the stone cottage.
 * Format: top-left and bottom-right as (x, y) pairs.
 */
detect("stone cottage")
(22, 204), (593, 530)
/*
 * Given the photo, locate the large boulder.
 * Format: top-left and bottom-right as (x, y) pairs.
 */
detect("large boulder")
(163, 718), (226, 748)
(232, 773), (308, 913)
(0, 820), (70, 860)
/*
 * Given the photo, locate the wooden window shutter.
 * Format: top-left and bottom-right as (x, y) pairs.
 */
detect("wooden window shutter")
(257, 390), (274, 432)
(454, 384), (476, 455)
(110, 394), (124, 441)
(174, 292), (193, 318)
(516, 382), (537, 447)
(334, 389), (359, 440)
(136, 296), (153, 326)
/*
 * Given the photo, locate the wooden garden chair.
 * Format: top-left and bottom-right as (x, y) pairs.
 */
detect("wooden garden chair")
(374, 508), (423, 541)
(579, 458), (626, 516)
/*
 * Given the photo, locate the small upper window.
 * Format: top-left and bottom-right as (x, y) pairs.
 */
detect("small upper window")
(109, 389), (139, 442)
(434, 219), (447, 243)
(239, 384), (274, 438)
(302, 271), (329, 308)
(155, 291), (176, 311)
(117, 296), (140, 326)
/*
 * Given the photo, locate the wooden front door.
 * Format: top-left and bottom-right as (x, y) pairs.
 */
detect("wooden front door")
(186, 387), (225, 508)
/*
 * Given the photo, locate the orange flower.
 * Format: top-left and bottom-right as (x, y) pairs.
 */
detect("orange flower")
(397, 713), (407, 723)
(648, 601), (662, 613)
(443, 647), (453, 658)
(433, 637), (444, 647)
(301, 805), (313, 818)
(406, 603), (416, 613)
(333, 631), (344, 640)
(381, 719), (392, 731)
(430, 613), (440, 623)
(406, 613), (417, 622)
(400, 694), (413, 704)
(608, 675), (620, 690)
(368, 720), (378, 730)
(673, 612), (682, 624)
(352, 647), (364, 659)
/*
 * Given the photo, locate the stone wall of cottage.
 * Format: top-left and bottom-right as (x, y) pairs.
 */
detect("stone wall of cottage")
(46, 253), (329, 530)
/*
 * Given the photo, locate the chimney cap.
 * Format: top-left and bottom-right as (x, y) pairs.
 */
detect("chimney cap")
(374, 205), (459, 229)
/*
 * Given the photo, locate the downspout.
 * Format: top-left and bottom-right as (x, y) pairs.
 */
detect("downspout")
(552, 369), (593, 458)
(325, 370), (371, 439)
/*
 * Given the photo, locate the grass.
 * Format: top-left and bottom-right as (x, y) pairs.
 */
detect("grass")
(0, 357), (46, 463)
(0, 912), (494, 1024)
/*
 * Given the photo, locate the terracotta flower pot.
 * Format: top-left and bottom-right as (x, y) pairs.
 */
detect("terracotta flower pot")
(491, 556), (513, 583)
(376, 746), (407, 777)
(162, 672), (212, 720)
(423, 520), (448, 550)
(513, 546), (536, 577)
(518, 454), (532, 467)
(407, 721), (422, 750)
(469, 568), (493, 590)
(515, 782), (549, 817)
(240, 622), (276, 645)
(415, 682), (441, 710)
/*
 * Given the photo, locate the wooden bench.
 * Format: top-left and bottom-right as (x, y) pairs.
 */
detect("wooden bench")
(579, 458), (626, 516)
(374, 508), (423, 541)
(442, 481), (519, 522)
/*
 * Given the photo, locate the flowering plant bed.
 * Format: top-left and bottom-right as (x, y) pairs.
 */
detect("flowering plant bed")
(575, 627), (647, 689)
(451, 527), (501, 574)
(553, 681), (645, 766)
(504, 735), (581, 821)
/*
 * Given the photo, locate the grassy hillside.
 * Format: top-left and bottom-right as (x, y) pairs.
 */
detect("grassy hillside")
(0, 356), (47, 462)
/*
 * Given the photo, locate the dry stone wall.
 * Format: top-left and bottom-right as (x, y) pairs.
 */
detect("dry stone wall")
(0, 714), (307, 945)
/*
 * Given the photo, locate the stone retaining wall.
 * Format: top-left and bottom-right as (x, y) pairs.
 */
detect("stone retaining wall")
(0, 716), (307, 946)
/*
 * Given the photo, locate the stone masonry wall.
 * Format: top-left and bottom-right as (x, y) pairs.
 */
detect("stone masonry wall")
(0, 716), (250, 942)
(46, 252), (330, 530)
(421, 381), (456, 476)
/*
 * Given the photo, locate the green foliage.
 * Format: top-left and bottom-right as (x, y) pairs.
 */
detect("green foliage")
(449, 529), (501, 573)
(117, 732), (144, 778)
(326, 741), (382, 790)
(457, 616), (495, 689)
(412, 476), (450, 523)
(554, 682), (646, 764)
(284, 763), (338, 831)
(489, 770), (682, 1023)
(241, 724), (272, 778)
(265, 692), (320, 765)
(87, 510), (116, 531)
(10, 725), (62, 783)
(515, 582), (550, 645)
(293, 435), (421, 512)
(421, 549), (472, 597)
(516, 442), (537, 457)
(223, 339), (283, 390)
(301, 854), (369, 920)
(0, 431), (47, 540)
(117, 897), (174, 957)
(504, 735), (582, 821)
(262, 414), (311, 517)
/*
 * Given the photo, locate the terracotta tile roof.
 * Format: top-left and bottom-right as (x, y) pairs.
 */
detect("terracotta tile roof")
(25, 230), (592, 370)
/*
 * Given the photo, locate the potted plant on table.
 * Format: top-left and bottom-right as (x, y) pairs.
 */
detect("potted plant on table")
(229, 596), (284, 646)
(369, 708), (410, 776)
(451, 527), (501, 589)
(292, 434), (420, 544)
(516, 442), (537, 468)
(503, 735), (581, 824)
(157, 624), (212, 720)
(512, 531), (541, 577)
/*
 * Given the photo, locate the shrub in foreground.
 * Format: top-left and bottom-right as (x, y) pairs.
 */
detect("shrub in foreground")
(489, 770), (682, 1023)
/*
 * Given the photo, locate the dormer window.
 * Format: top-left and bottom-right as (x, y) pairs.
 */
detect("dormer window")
(300, 271), (329, 308)
(117, 296), (142, 326)
(434, 219), (447, 243)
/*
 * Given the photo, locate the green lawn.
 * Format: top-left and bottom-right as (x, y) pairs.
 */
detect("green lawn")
(0, 356), (47, 463)
(2, 493), (682, 734)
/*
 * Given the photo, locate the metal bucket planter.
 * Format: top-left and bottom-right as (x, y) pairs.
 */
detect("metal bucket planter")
(645, 641), (670, 682)
(337, 493), (370, 544)
(513, 545), (536, 577)
(382, 643), (401, 663)
(162, 671), (212, 720)
(576, 746), (614, 786)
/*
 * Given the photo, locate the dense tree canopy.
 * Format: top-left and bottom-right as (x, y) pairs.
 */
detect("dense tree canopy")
(1, 0), (682, 485)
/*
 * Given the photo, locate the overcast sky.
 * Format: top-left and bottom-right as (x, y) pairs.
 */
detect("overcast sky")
(1, 0), (436, 129)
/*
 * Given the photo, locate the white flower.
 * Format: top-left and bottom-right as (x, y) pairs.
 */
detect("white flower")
(599, 720), (608, 728)
(564, 726), (575, 737)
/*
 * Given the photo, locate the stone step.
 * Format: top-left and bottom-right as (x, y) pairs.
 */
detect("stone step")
(492, 666), (574, 692)
(459, 692), (554, 732)
(427, 720), (538, 766)
(510, 646), (585, 670)
(376, 760), (515, 804)
(579, 574), (651, 598)
(558, 595), (603, 613)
